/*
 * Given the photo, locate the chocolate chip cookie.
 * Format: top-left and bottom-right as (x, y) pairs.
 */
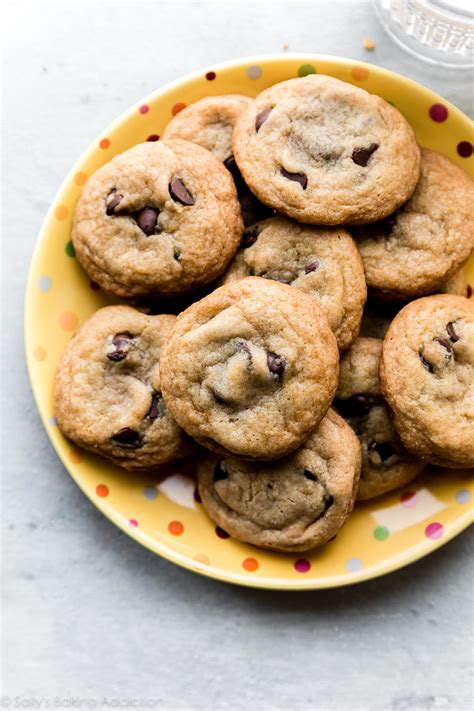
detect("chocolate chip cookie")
(221, 216), (366, 351)
(380, 295), (474, 468)
(232, 74), (420, 225)
(335, 337), (424, 499)
(72, 139), (243, 297)
(54, 306), (194, 470)
(355, 149), (474, 300)
(162, 94), (272, 227)
(160, 277), (339, 460)
(197, 409), (361, 551)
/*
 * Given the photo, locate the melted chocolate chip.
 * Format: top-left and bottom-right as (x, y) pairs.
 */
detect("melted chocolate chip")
(147, 392), (164, 420)
(369, 440), (395, 462)
(169, 177), (195, 206)
(255, 107), (272, 131)
(241, 225), (260, 249)
(136, 207), (159, 236)
(419, 351), (434, 373)
(111, 428), (142, 448)
(106, 191), (123, 215)
(280, 168), (308, 189)
(324, 494), (334, 510)
(305, 261), (319, 274)
(303, 470), (317, 481)
(213, 463), (228, 483)
(446, 322), (460, 343)
(107, 332), (133, 362)
(352, 143), (379, 167)
(334, 394), (380, 418)
(433, 337), (453, 354)
(267, 352), (286, 378)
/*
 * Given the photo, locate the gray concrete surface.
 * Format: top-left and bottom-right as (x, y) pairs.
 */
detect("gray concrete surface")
(1, 2), (473, 710)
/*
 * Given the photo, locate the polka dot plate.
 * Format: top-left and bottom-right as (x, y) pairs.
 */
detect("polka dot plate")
(25, 55), (473, 589)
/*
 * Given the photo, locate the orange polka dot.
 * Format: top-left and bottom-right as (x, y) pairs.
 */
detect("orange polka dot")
(194, 554), (210, 565)
(96, 484), (109, 497)
(172, 102), (187, 116)
(69, 449), (83, 464)
(168, 520), (184, 536)
(33, 347), (46, 361)
(242, 557), (259, 572)
(59, 311), (78, 331)
(100, 138), (110, 149)
(54, 205), (69, 221)
(74, 172), (87, 186)
(351, 66), (369, 81)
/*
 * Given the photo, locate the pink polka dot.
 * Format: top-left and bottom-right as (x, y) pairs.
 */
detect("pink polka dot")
(139, 104), (149, 114)
(457, 141), (473, 158)
(215, 526), (230, 539)
(429, 104), (448, 122)
(425, 522), (444, 540)
(294, 559), (311, 573)
(129, 519), (138, 527)
(401, 491), (417, 508)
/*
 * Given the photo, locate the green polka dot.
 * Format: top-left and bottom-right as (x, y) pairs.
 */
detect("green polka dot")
(65, 240), (75, 258)
(374, 526), (390, 541)
(298, 64), (316, 77)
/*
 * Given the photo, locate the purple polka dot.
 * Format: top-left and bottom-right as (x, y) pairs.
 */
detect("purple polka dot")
(429, 104), (448, 122)
(247, 65), (262, 80)
(457, 141), (473, 158)
(456, 489), (471, 504)
(215, 526), (230, 539)
(38, 275), (52, 292)
(143, 486), (158, 500)
(425, 522), (444, 540)
(49, 416), (57, 426)
(294, 559), (311, 573)
(346, 558), (363, 572)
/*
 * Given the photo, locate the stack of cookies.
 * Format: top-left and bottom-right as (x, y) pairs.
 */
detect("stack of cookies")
(55, 75), (474, 553)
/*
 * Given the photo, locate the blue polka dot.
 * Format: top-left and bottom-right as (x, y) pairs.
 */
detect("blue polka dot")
(49, 416), (57, 426)
(38, 276), (52, 292)
(346, 558), (363, 572)
(456, 489), (471, 504)
(247, 65), (262, 80)
(143, 486), (158, 500)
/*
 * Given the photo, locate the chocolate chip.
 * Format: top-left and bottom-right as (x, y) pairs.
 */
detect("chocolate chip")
(280, 168), (308, 189)
(419, 351), (434, 373)
(173, 247), (181, 261)
(369, 441), (395, 462)
(106, 191), (123, 215)
(334, 394), (380, 418)
(305, 261), (319, 274)
(107, 332), (133, 362)
(223, 155), (246, 190)
(352, 143), (379, 167)
(267, 352), (286, 378)
(241, 225), (260, 249)
(111, 428), (142, 448)
(213, 463), (228, 483)
(433, 337), (453, 354)
(446, 322), (459, 343)
(169, 177), (195, 206)
(324, 494), (334, 510)
(255, 107), (272, 131)
(147, 392), (164, 420)
(303, 470), (317, 481)
(136, 207), (159, 236)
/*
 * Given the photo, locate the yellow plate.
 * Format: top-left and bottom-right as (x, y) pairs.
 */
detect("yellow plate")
(25, 54), (473, 589)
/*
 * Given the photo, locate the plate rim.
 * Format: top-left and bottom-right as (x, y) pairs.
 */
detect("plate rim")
(24, 52), (474, 590)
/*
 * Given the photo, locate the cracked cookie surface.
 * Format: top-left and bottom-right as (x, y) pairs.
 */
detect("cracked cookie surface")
(160, 277), (339, 460)
(335, 337), (424, 499)
(72, 139), (243, 297)
(232, 74), (420, 225)
(54, 306), (194, 470)
(380, 295), (474, 467)
(221, 216), (366, 351)
(355, 150), (474, 300)
(197, 409), (361, 551)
